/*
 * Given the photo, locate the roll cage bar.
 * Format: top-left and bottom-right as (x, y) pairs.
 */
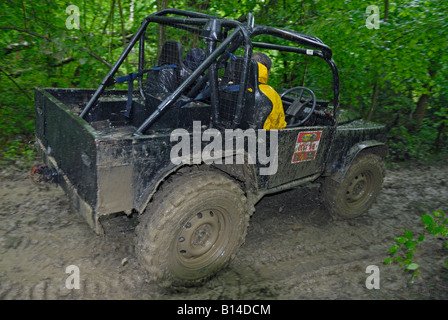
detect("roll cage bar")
(79, 8), (340, 135)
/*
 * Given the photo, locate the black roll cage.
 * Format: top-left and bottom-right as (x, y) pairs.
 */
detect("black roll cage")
(79, 8), (340, 135)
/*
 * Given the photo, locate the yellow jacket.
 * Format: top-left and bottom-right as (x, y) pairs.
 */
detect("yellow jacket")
(257, 62), (287, 130)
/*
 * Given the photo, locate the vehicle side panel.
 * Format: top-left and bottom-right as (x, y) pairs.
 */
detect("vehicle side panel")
(324, 120), (387, 180)
(266, 126), (335, 188)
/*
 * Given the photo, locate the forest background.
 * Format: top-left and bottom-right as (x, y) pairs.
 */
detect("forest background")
(1, 0), (447, 166)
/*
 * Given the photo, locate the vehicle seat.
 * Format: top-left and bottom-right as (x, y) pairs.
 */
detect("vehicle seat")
(145, 40), (185, 96)
(219, 57), (274, 130)
(219, 56), (246, 125)
(158, 40), (184, 66)
(240, 60), (274, 130)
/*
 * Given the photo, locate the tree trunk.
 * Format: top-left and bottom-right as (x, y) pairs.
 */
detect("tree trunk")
(433, 121), (447, 153)
(413, 62), (438, 129)
(413, 93), (431, 128)
(366, 78), (379, 121)
(157, 0), (169, 56)
(186, 0), (210, 47)
(117, 0), (126, 49)
(384, 0), (389, 22)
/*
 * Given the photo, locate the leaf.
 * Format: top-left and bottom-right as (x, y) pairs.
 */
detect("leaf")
(405, 240), (416, 250)
(433, 225), (445, 235)
(406, 263), (420, 271)
(389, 244), (401, 254)
(421, 214), (434, 226)
(395, 237), (407, 244)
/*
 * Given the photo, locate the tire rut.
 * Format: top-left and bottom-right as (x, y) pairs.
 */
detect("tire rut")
(1, 163), (447, 299)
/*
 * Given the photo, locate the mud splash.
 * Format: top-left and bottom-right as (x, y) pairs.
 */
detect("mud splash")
(0, 162), (447, 299)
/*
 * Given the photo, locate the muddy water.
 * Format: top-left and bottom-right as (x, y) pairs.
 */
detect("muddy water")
(1, 162), (447, 299)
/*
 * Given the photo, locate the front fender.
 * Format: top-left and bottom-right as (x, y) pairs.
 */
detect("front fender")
(326, 140), (388, 183)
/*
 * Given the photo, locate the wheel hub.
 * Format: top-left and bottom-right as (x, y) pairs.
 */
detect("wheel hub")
(177, 210), (221, 260)
(346, 173), (369, 203)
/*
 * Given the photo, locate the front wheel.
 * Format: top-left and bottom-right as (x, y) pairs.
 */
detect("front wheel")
(321, 153), (385, 219)
(135, 170), (253, 287)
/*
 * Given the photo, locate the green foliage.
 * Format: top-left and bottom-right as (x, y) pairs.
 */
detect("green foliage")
(384, 210), (448, 283)
(1, 0), (448, 164)
(387, 121), (443, 161)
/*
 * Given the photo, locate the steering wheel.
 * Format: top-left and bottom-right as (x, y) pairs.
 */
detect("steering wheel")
(280, 87), (316, 127)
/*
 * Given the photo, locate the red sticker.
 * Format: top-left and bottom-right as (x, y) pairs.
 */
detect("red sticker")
(291, 131), (322, 163)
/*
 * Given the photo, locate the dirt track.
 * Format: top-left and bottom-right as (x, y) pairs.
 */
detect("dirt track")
(1, 162), (447, 300)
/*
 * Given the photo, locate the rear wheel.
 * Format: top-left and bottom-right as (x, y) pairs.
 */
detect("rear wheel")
(321, 153), (384, 219)
(135, 170), (253, 287)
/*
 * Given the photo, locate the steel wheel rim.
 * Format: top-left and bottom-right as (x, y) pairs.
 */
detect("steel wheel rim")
(175, 209), (229, 269)
(345, 171), (374, 207)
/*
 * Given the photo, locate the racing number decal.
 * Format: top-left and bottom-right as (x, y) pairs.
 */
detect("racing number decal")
(291, 131), (323, 163)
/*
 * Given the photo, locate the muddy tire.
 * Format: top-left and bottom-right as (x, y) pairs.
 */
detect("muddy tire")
(321, 153), (385, 219)
(135, 170), (253, 288)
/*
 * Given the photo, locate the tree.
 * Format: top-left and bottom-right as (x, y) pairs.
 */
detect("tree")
(1, 0), (447, 164)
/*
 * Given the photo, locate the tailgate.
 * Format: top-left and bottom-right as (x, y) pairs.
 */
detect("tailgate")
(34, 88), (100, 232)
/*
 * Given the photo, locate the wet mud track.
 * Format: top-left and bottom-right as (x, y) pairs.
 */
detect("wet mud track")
(1, 163), (447, 299)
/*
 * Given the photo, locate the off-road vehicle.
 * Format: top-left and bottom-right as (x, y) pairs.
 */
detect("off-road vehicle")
(33, 9), (388, 287)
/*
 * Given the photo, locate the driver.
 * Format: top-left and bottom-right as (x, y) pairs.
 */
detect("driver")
(252, 52), (286, 130)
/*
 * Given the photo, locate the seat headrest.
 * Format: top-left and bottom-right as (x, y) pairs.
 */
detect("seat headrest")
(158, 40), (183, 66)
(222, 56), (245, 84)
(184, 48), (206, 71)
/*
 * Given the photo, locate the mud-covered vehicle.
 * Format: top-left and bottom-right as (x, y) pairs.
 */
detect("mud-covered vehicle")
(33, 9), (387, 287)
